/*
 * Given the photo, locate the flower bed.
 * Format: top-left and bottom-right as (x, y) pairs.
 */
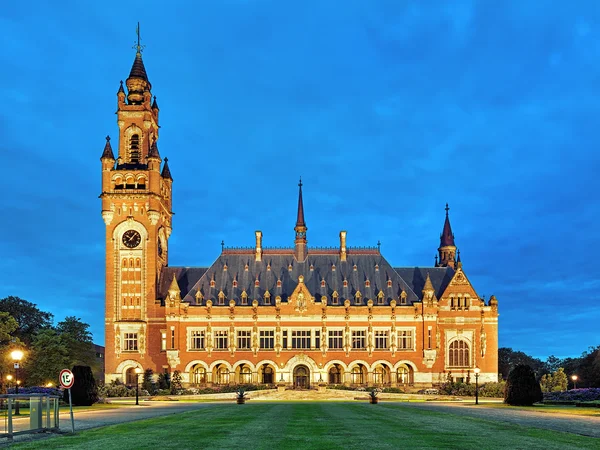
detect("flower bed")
(543, 388), (600, 403)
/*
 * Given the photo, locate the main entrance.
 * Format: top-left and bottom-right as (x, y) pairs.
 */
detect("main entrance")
(293, 365), (310, 389)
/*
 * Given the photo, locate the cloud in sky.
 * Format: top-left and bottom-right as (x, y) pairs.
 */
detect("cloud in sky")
(0, 0), (598, 359)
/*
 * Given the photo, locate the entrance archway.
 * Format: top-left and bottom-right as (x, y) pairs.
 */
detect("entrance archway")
(293, 365), (310, 389)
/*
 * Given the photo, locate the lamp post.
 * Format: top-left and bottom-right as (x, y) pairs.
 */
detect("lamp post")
(11, 350), (24, 415)
(135, 367), (143, 405)
(473, 367), (481, 405)
(571, 375), (578, 390)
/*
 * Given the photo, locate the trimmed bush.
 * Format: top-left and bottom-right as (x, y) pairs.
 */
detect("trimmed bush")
(64, 366), (99, 406)
(505, 364), (543, 406)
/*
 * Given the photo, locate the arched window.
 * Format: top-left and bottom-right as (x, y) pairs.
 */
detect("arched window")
(239, 365), (252, 384)
(192, 366), (206, 385)
(261, 365), (273, 384)
(217, 366), (230, 385)
(125, 367), (138, 386)
(129, 134), (140, 163)
(397, 365), (411, 384)
(373, 366), (386, 385)
(449, 340), (470, 367)
(351, 366), (364, 385)
(328, 365), (341, 384)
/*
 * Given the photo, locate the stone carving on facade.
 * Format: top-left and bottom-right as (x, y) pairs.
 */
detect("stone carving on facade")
(422, 349), (437, 368)
(166, 350), (180, 369)
(480, 327), (487, 357)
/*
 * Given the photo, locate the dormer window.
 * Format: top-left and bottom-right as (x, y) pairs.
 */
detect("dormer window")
(129, 134), (140, 163)
(377, 290), (384, 305)
(355, 291), (362, 305)
(255, 279), (260, 287)
(195, 290), (204, 305)
(343, 279), (348, 288)
(365, 280), (370, 288)
(332, 291), (339, 305)
(267, 264), (271, 271)
(321, 279), (326, 288)
(218, 290), (225, 305)
(353, 264), (357, 271)
(264, 291), (271, 305)
(233, 280), (238, 288)
(400, 290), (407, 305)
(277, 279), (282, 288)
(332, 264), (336, 272)
(241, 290), (248, 305)
(244, 263), (249, 271)
(223, 264), (228, 271)
(210, 278), (216, 288)
(387, 279), (392, 288)
(375, 264), (379, 271)
(310, 264), (314, 271)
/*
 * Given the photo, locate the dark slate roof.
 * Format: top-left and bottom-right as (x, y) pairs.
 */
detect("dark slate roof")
(174, 252), (420, 306)
(394, 267), (454, 300)
(129, 52), (149, 81)
(440, 204), (455, 247)
(161, 158), (172, 180)
(158, 267), (208, 300)
(100, 136), (115, 160)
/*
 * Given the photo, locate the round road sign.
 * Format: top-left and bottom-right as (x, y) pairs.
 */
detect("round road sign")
(60, 369), (75, 389)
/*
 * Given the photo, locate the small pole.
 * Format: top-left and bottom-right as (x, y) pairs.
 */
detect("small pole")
(475, 373), (479, 405)
(7, 398), (13, 440)
(68, 388), (75, 433)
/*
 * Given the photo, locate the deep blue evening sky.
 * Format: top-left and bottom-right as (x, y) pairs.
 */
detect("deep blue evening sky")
(1, 1), (598, 359)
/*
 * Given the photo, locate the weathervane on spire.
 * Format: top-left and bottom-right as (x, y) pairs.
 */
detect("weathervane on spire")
(298, 176), (303, 188)
(133, 22), (145, 54)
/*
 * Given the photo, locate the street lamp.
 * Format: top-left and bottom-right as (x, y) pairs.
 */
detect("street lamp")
(135, 367), (143, 405)
(571, 375), (578, 390)
(473, 367), (481, 405)
(11, 350), (24, 416)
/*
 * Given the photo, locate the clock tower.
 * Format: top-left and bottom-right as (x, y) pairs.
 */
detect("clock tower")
(100, 31), (173, 381)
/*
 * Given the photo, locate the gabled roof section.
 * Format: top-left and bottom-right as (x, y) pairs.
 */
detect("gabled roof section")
(158, 267), (208, 301)
(394, 267), (455, 300)
(182, 252), (419, 305)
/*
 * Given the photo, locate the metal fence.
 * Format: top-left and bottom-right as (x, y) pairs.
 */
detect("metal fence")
(0, 394), (60, 439)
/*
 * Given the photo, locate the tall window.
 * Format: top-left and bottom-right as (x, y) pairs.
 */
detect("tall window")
(215, 330), (228, 350)
(292, 330), (311, 349)
(192, 366), (206, 384)
(124, 333), (138, 351)
(449, 340), (470, 367)
(161, 331), (166, 351)
(329, 365), (341, 384)
(397, 366), (411, 384)
(328, 330), (343, 349)
(261, 365), (274, 384)
(239, 365), (252, 383)
(260, 330), (274, 349)
(217, 366), (229, 385)
(352, 330), (366, 350)
(171, 329), (175, 349)
(237, 330), (251, 350)
(398, 330), (413, 350)
(129, 134), (140, 163)
(374, 331), (389, 349)
(190, 330), (205, 350)
(315, 330), (320, 349)
(351, 366), (364, 384)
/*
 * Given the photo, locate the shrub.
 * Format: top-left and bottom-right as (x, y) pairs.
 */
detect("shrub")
(505, 364), (543, 406)
(170, 370), (183, 394)
(98, 380), (137, 398)
(543, 388), (600, 403)
(142, 369), (156, 395)
(64, 366), (98, 406)
(157, 372), (170, 390)
(479, 381), (506, 398)
(382, 387), (405, 394)
(540, 368), (568, 393)
(439, 382), (476, 396)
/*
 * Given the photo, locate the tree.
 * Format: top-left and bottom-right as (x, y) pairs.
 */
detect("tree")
(505, 364), (543, 406)
(540, 368), (568, 393)
(498, 348), (546, 380)
(171, 370), (182, 394)
(142, 368), (155, 394)
(56, 317), (96, 368)
(158, 371), (170, 390)
(0, 297), (53, 344)
(24, 329), (70, 386)
(64, 366), (98, 406)
(0, 312), (19, 391)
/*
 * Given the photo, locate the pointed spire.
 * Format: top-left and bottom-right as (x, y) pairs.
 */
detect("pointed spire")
(440, 203), (455, 247)
(434, 255), (438, 266)
(148, 137), (160, 159)
(456, 249), (462, 269)
(423, 272), (434, 292)
(168, 273), (181, 301)
(100, 135), (115, 160)
(296, 177), (305, 227)
(152, 95), (159, 110)
(161, 157), (173, 180)
(118, 80), (125, 94)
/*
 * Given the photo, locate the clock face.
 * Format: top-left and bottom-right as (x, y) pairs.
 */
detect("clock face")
(122, 230), (141, 248)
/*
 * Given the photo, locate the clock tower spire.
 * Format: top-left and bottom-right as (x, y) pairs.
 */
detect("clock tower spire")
(101, 29), (173, 383)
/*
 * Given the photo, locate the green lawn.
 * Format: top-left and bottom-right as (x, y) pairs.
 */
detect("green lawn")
(12, 403), (600, 449)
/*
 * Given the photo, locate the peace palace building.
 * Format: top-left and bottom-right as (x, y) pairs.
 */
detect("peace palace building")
(101, 46), (499, 390)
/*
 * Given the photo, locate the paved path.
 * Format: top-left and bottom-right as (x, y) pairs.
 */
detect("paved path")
(399, 401), (600, 438)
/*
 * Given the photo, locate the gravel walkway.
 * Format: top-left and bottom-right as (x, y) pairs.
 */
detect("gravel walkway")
(400, 402), (600, 438)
